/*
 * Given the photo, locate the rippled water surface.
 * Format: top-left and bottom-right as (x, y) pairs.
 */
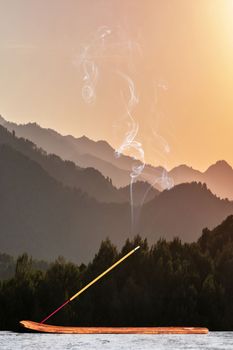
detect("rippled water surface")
(1, 331), (233, 350)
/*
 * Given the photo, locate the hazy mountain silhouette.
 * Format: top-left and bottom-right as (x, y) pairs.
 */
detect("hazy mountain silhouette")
(0, 116), (167, 188)
(1, 115), (232, 199)
(65, 135), (169, 190)
(170, 162), (233, 200)
(0, 124), (156, 205)
(0, 141), (232, 262)
(0, 124), (128, 203)
(77, 152), (132, 188)
(203, 160), (233, 200)
(139, 182), (233, 243)
(0, 115), (232, 263)
(0, 143), (131, 262)
(0, 115), (82, 162)
(118, 181), (160, 206)
(169, 164), (202, 183)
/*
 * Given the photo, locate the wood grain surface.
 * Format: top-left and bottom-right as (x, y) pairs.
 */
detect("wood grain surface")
(20, 320), (209, 334)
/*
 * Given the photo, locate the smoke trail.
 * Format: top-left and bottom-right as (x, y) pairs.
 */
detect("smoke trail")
(137, 80), (174, 208)
(151, 81), (174, 191)
(75, 26), (174, 196)
(115, 72), (145, 230)
(82, 59), (99, 103)
(74, 26), (112, 104)
(74, 27), (145, 230)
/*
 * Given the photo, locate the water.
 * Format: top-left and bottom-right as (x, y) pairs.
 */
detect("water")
(1, 332), (233, 350)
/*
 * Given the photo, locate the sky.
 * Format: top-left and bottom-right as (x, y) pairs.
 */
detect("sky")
(0, 0), (233, 171)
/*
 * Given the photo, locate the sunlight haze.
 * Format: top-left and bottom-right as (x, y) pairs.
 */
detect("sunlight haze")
(0, 0), (233, 171)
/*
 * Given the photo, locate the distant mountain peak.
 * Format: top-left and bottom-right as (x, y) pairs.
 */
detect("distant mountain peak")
(1, 114), (233, 199)
(97, 139), (114, 150)
(170, 163), (200, 172)
(79, 135), (90, 141)
(214, 160), (232, 168)
(173, 164), (191, 170)
(206, 160), (232, 173)
(163, 181), (210, 194)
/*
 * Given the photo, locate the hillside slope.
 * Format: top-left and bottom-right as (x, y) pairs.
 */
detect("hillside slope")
(0, 144), (130, 262)
(140, 182), (233, 242)
(1, 116), (233, 199)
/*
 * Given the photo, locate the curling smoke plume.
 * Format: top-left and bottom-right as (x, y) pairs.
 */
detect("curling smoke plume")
(115, 72), (145, 229)
(74, 26), (173, 232)
(75, 26), (112, 103)
(75, 27), (145, 231)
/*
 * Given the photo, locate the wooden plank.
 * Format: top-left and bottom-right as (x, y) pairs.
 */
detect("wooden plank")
(19, 320), (209, 334)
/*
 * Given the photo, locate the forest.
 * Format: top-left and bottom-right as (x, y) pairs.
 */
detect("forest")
(0, 215), (233, 332)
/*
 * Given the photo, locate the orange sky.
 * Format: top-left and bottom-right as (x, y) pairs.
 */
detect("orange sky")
(0, 0), (233, 170)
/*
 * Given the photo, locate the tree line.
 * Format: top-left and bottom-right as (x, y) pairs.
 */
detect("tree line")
(0, 215), (233, 331)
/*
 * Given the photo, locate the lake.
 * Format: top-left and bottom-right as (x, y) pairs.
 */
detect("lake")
(0, 331), (233, 350)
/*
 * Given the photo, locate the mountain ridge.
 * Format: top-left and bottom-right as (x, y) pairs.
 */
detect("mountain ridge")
(0, 140), (232, 262)
(1, 115), (232, 199)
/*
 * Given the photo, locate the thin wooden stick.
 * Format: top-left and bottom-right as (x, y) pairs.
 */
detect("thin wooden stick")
(40, 246), (140, 324)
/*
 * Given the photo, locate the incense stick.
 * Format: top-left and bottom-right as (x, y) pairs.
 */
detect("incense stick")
(40, 246), (140, 324)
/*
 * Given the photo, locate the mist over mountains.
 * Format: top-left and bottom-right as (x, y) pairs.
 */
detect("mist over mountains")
(0, 118), (232, 262)
(1, 115), (232, 200)
(0, 142), (131, 262)
(0, 121), (158, 205)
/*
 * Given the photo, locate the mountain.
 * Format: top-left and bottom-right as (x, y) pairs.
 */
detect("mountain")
(170, 162), (233, 200)
(139, 182), (233, 243)
(198, 214), (233, 257)
(65, 135), (170, 190)
(0, 141), (232, 262)
(1, 115), (232, 200)
(0, 144), (131, 263)
(118, 181), (160, 206)
(169, 164), (202, 184)
(203, 160), (233, 200)
(0, 115), (167, 189)
(77, 152), (132, 188)
(0, 124), (127, 203)
(0, 115), (82, 163)
(0, 124), (156, 205)
(0, 116), (232, 263)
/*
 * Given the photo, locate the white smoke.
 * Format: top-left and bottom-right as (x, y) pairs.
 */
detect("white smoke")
(115, 72), (145, 228)
(74, 27), (145, 231)
(137, 80), (174, 208)
(74, 26), (112, 103)
(152, 81), (174, 190)
(74, 26), (173, 232)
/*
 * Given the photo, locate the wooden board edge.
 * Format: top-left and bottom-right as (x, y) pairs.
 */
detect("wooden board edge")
(19, 320), (209, 334)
